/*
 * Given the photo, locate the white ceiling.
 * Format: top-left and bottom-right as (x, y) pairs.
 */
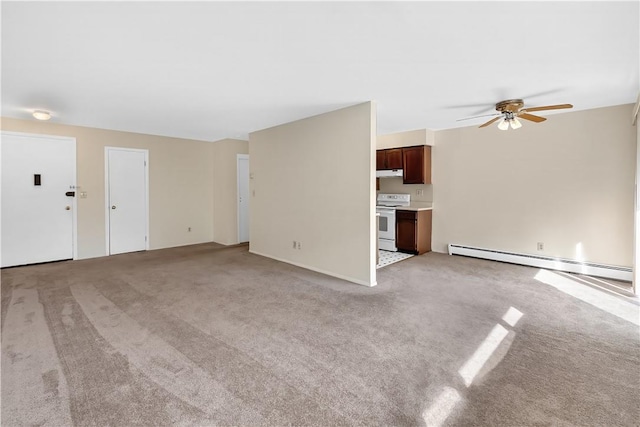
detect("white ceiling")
(2, 1), (638, 142)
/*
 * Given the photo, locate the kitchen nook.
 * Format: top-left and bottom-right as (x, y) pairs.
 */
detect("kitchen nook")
(376, 131), (433, 268)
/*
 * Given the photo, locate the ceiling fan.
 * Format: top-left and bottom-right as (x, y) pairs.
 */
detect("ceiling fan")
(458, 99), (573, 130)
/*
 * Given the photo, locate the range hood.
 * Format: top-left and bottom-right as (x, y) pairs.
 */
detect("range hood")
(376, 169), (403, 178)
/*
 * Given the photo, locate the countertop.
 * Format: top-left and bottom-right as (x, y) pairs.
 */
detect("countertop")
(396, 202), (433, 211)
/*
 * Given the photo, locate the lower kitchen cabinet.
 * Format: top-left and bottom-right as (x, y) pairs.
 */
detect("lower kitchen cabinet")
(396, 210), (432, 255)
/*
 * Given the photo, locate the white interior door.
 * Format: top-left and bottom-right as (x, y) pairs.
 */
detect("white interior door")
(106, 148), (148, 255)
(237, 155), (250, 243)
(1, 132), (76, 267)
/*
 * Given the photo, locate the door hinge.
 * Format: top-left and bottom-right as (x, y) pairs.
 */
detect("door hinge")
(145, 236), (147, 242)
(144, 161), (147, 166)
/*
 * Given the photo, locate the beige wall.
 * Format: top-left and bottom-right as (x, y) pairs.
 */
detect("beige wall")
(432, 104), (636, 267)
(1, 117), (214, 259)
(249, 102), (377, 286)
(377, 129), (435, 202)
(377, 128), (434, 201)
(212, 138), (249, 245)
(377, 128), (435, 149)
(5, 101), (632, 277)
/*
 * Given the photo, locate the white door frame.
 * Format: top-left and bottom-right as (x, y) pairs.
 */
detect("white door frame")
(633, 94), (639, 295)
(1, 131), (78, 261)
(237, 154), (249, 243)
(104, 147), (149, 255)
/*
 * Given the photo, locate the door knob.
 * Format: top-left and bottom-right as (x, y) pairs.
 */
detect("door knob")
(111, 206), (116, 210)
(65, 206), (71, 210)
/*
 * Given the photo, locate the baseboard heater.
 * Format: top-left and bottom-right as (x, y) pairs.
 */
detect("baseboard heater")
(448, 244), (633, 282)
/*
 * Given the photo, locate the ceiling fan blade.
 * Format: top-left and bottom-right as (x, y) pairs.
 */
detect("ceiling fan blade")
(456, 113), (499, 122)
(521, 104), (573, 113)
(479, 116), (502, 128)
(518, 112), (547, 123)
(444, 102), (495, 109)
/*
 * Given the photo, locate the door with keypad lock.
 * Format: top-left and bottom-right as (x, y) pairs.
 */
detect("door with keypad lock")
(1, 132), (76, 267)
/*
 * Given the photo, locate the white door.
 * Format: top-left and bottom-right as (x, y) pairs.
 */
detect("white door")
(1, 132), (76, 267)
(106, 148), (148, 255)
(237, 155), (250, 243)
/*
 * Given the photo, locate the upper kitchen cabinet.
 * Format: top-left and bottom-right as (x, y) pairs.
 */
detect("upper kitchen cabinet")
(376, 148), (403, 170)
(402, 145), (431, 184)
(376, 150), (385, 170)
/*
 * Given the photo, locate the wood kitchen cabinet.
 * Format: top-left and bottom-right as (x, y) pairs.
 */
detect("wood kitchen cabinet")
(396, 209), (432, 255)
(376, 145), (431, 184)
(376, 148), (403, 170)
(402, 145), (431, 184)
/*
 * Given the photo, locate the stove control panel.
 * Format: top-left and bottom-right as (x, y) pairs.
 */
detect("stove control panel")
(377, 193), (411, 205)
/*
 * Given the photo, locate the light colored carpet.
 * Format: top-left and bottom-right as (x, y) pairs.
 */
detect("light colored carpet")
(2, 243), (639, 426)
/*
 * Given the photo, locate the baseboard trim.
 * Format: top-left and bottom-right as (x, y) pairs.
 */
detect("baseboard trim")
(248, 250), (377, 287)
(448, 244), (632, 282)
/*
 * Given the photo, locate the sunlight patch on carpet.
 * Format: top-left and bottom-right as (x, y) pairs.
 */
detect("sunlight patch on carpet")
(458, 324), (509, 387)
(502, 307), (523, 327)
(535, 269), (639, 326)
(458, 306), (523, 387)
(422, 386), (461, 427)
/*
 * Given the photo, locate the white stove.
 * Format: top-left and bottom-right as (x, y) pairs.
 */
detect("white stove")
(376, 194), (410, 251)
(376, 193), (411, 208)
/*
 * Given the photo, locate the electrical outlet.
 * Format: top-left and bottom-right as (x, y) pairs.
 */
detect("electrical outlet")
(537, 242), (544, 251)
(416, 189), (424, 196)
(297, 242), (301, 250)
(293, 241), (297, 249)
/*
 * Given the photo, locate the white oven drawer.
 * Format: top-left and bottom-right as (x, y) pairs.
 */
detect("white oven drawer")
(379, 238), (397, 252)
(377, 212), (395, 240)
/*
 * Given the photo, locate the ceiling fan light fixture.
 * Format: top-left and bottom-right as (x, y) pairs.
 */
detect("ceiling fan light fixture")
(32, 110), (51, 121)
(497, 118), (509, 130)
(472, 99), (573, 130)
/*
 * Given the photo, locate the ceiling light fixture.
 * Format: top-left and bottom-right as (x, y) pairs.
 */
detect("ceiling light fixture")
(32, 110), (51, 121)
(497, 112), (522, 131)
(510, 117), (522, 129)
(497, 118), (509, 130)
